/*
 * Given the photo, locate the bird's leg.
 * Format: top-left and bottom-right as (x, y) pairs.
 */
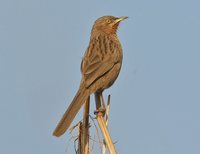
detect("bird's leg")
(94, 92), (106, 116)
(100, 93), (106, 110)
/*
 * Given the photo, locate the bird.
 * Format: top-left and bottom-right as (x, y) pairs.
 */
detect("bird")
(53, 16), (128, 137)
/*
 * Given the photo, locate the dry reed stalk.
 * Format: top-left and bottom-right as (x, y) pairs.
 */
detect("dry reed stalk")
(82, 97), (90, 154)
(102, 95), (111, 154)
(95, 93), (117, 154)
(77, 122), (83, 154)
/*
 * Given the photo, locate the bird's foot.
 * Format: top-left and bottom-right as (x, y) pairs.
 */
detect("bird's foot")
(94, 107), (106, 116)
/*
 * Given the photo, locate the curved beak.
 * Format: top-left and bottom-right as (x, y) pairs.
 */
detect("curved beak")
(114, 16), (128, 23)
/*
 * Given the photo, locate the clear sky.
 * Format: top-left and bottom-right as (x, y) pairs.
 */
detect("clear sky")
(1, 0), (200, 154)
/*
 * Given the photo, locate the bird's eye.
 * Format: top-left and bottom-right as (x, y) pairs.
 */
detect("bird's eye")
(106, 19), (112, 24)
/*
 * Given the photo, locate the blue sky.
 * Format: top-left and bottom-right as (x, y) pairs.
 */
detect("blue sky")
(1, 0), (200, 154)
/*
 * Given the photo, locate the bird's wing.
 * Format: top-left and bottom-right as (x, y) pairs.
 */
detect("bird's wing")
(84, 58), (115, 88)
(81, 37), (117, 88)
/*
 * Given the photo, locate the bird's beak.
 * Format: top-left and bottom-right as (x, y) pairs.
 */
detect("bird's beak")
(114, 16), (128, 24)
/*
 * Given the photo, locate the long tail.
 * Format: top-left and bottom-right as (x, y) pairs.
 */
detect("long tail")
(53, 87), (89, 137)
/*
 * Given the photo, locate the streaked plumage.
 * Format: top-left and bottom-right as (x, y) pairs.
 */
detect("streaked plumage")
(53, 16), (127, 137)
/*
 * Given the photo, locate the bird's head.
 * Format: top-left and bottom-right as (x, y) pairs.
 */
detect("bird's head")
(91, 16), (128, 35)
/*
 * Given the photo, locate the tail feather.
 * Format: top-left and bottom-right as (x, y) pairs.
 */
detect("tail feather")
(53, 87), (89, 137)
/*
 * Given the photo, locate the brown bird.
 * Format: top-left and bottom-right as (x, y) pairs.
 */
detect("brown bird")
(53, 16), (128, 137)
